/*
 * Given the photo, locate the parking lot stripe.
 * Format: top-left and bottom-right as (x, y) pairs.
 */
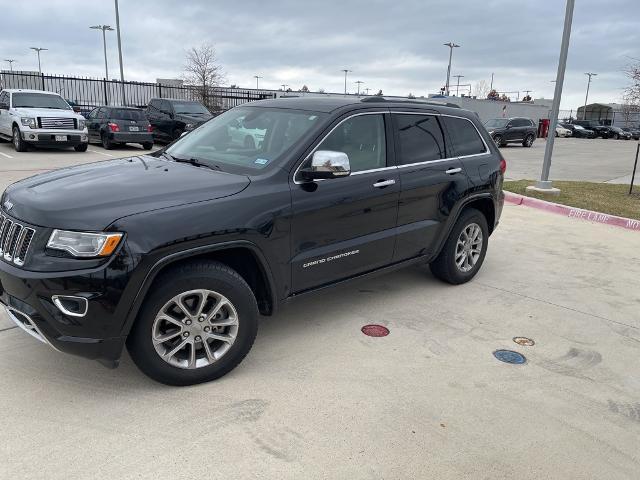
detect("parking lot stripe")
(88, 149), (115, 157)
(0, 151), (14, 159)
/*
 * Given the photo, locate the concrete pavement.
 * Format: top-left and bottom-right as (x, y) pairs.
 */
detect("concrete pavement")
(1, 204), (639, 479)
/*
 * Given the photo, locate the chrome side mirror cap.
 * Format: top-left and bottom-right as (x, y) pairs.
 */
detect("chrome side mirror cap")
(300, 150), (351, 181)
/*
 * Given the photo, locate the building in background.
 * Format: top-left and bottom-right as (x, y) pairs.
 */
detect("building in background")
(576, 103), (640, 127)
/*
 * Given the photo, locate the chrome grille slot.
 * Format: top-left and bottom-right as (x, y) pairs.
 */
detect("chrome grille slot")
(38, 117), (77, 130)
(0, 213), (37, 267)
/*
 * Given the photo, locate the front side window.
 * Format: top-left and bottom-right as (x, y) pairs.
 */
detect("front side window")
(443, 117), (487, 157)
(12, 93), (71, 110)
(394, 114), (446, 165)
(167, 106), (327, 174)
(308, 114), (386, 173)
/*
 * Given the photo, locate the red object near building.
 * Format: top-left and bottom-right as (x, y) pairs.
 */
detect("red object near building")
(538, 118), (550, 138)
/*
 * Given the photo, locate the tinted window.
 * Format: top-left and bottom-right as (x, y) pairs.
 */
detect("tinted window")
(111, 109), (146, 121)
(97, 108), (107, 119)
(0, 92), (8, 107)
(313, 114), (386, 172)
(443, 117), (486, 156)
(395, 114), (445, 165)
(485, 118), (508, 129)
(170, 101), (209, 115)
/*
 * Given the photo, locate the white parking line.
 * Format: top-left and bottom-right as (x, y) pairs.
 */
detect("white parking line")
(88, 149), (115, 157)
(0, 151), (14, 159)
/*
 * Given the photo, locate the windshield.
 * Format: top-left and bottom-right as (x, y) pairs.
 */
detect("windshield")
(484, 118), (509, 128)
(171, 101), (210, 115)
(166, 106), (327, 173)
(574, 125), (585, 130)
(112, 109), (146, 121)
(12, 92), (71, 110)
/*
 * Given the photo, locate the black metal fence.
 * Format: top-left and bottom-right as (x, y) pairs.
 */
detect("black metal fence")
(0, 71), (275, 113)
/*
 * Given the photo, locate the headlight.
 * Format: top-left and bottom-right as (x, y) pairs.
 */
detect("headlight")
(185, 123), (195, 131)
(78, 119), (86, 130)
(47, 230), (123, 258)
(21, 117), (36, 129)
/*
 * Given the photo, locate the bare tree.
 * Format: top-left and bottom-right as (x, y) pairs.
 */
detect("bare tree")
(473, 80), (490, 99)
(184, 43), (225, 110)
(624, 59), (640, 105)
(299, 85), (310, 92)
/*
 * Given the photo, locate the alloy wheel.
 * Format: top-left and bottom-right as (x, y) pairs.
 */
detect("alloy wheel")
(455, 223), (483, 273)
(151, 289), (239, 369)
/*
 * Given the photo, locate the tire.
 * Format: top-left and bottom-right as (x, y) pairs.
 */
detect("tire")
(74, 143), (88, 152)
(492, 134), (504, 147)
(244, 136), (255, 149)
(142, 142), (153, 150)
(523, 134), (535, 147)
(172, 128), (183, 141)
(127, 260), (259, 386)
(555, 131), (559, 137)
(12, 126), (27, 152)
(429, 208), (489, 285)
(613, 134), (619, 140)
(101, 133), (113, 150)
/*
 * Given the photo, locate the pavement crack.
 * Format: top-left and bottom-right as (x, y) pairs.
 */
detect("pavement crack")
(0, 326), (18, 333)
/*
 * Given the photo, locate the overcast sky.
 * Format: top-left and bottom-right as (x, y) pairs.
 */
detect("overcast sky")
(2, 0), (638, 110)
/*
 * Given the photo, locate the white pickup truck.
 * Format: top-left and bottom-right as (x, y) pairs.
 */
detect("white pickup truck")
(0, 89), (88, 152)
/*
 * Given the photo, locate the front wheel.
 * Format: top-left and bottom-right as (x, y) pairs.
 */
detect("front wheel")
(12, 126), (27, 152)
(492, 134), (504, 147)
(523, 134), (535, 147)
(430, 208), (489, 285)
(74, 143), (88, 152)
(127, 261), (258, 386)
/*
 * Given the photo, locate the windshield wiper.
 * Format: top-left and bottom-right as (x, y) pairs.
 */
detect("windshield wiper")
(172, 155), (222, 171)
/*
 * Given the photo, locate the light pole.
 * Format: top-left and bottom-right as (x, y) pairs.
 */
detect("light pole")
(114, 0), (126, 104)
(4, 59), (16, 72)
(29, 47), (48, 74)
(453, 75), (464, 96)
(364, 88), (370, 95)
(90, 25), (114, 80)
(281, 84), (288, 92)
(355, 80), (364, 96)
(583, 72), (597, 120)
(341, 69), (351, 95)
(254, 75), (263, 90)
(443, 42), (460, 96)
(531, 0), (575, 194)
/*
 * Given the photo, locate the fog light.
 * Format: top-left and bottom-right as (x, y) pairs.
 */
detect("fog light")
(29, 134), (36, 140)
(52, 295), (88, 317)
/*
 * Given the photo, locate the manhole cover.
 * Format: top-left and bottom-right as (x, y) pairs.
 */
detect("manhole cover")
(493, 349), (526, 364)
(513, 336), (535, 346)
(361, 325), (389, 337)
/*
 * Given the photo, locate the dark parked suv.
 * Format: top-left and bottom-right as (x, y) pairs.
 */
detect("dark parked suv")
(86, 106), (154, 150)
(146, 98), (213, 143)
(0, 97), (504, 385)
(484, 117), (537, 147)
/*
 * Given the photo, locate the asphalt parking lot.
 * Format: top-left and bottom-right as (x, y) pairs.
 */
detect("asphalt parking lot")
(502, 137), (638, 184)
(0, 147), (639, 478)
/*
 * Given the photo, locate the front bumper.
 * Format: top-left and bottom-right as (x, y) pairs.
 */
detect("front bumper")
(22, 130), (88, 147)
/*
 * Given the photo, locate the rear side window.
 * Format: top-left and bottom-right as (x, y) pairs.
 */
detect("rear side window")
(442, 117), (487, 157)
(111, 109), (146, 121)
(394, 114), (446, 165)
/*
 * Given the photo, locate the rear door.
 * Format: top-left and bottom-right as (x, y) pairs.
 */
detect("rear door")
(391, 111), (468, 261)
(290, 111), (400, 292)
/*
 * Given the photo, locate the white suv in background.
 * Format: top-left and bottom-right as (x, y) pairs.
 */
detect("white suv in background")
(0, 89), (88, 152)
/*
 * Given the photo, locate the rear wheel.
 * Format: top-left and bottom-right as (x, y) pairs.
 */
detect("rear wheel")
(172, 128), (183, 141)
(142, 142), (153, 150)
(101, 133), (113, 150)
(492, 134), (504, 147)
(430, 208), (489, 285)
(127, 260), (259, 386)
(523, 134), (535, 147)
(12, 126), (27, 152)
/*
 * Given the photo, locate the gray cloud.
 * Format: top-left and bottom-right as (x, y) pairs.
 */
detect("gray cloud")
(1, 0), (638, 109)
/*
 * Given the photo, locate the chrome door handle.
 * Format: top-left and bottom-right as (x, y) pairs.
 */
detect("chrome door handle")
(372, 179), (396, 188)
(445, 167), (462, 175)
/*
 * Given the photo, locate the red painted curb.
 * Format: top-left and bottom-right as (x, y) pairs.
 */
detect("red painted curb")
(504, 191), (640, 232)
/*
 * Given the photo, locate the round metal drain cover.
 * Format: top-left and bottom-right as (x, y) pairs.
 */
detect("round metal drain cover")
(513, 336), (535, 347)
(493, 349), (526, 364)
(361, 325), (390, 337)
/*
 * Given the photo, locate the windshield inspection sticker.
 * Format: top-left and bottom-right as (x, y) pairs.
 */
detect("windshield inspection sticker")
(303, 250), (360, 268)
(255, 158), (270, 165)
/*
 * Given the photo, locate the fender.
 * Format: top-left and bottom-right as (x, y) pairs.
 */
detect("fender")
(119, 240), (278, 337)
(430, 192), (496, 261)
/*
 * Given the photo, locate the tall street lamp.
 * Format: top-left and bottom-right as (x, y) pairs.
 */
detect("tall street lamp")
(114, 0), (126, 104)
(29, 47), (48, 74)
(90, 25), (114, 80)
(453, 74), (464, 96)
(355, 80), (364, 96)
(443, 42), (460, 96)
(341, 69), (352, 95)
(583, 72), (597, 120)
(254, 75), (263, 89)
(4, 59), (16, 72)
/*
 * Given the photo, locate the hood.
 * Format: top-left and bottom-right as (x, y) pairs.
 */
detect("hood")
(3, 156), (250, 230)
(12, 107), (83, 120)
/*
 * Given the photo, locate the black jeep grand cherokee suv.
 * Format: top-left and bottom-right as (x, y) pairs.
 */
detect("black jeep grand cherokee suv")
(0, 97), (504, 385)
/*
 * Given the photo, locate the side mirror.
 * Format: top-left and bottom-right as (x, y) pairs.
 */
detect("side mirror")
(299, 150), (351, 181)
(505, 124), (513, 129)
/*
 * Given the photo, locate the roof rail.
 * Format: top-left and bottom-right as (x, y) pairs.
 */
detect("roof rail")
(360, 96), (460, 108)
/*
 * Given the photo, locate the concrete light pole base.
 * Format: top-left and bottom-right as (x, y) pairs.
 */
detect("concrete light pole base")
(526, 181), (561, 196)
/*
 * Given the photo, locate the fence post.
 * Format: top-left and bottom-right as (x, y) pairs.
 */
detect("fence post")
(103, 79), (108, 105)
(158, 84), (162, 99)
(630, 143), (639, 195)
(41, 73), (45, 91)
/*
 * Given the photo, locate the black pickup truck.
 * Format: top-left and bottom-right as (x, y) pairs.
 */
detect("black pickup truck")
(0, 97), (504, 386)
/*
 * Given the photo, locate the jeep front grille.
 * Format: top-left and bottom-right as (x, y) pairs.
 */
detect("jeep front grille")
(0, 214), (36, 267)
(37, 117), (77, 130)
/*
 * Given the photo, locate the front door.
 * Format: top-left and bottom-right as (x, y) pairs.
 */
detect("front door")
(290, 112), (400, 292)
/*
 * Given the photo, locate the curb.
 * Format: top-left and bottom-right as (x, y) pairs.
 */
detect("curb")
(503, 191), (640, 232)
